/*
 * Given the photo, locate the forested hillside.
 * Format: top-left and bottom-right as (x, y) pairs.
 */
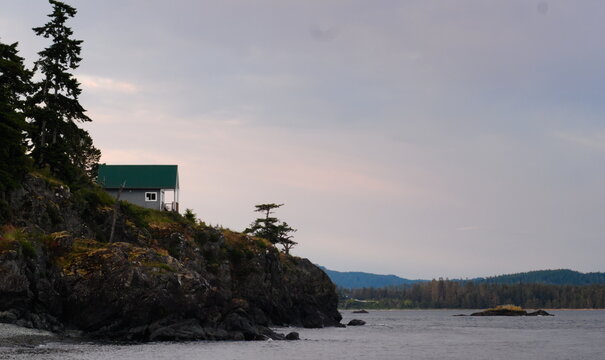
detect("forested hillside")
(474, 269), (605, 285)
(340, 280), (605, 309)
(324, 268), (605, 289)
(330, 269), (605, 309)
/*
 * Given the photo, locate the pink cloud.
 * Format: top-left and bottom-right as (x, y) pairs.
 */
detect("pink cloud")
(78, 74), (138, 93)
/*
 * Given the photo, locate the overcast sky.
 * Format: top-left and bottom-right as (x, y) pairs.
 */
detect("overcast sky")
(2, 1), (604, 279)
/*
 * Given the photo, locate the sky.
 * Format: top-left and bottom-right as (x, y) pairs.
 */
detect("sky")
(2, 1), (605, 279)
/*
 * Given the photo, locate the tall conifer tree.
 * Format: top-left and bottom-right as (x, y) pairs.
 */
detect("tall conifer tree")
(0, 40), (31, 195)
(244, 203), (298, 253)
(29, 0), (99, 183)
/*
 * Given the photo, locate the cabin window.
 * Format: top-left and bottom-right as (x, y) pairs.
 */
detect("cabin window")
(145, 192), (157, 202)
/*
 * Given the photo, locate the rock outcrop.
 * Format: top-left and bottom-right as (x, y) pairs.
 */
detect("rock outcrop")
(526, 310), (554, 316)
(470, 305), (553, 317)
(0, 174), (342, 341)
(285, 331), (300, 340)
(347, 319), (366, 326)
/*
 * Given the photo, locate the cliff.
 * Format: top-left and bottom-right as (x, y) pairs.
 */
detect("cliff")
(0, 174), (342, 341)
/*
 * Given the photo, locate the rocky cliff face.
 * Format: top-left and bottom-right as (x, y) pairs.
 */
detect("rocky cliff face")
(0, 174), (342, 341)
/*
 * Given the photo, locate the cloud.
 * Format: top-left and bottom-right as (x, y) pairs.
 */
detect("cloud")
(78, 74), (138, 93)
(553, 130), (605, 152)
(272, 161), (410, 196)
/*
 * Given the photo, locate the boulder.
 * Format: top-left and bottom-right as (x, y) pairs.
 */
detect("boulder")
(285, 331), (300, 340)
(347, 319), (366, 326)
(526, 310), (554, 316)
(471, 309), (526, 316)
(148, 319), (206, 341)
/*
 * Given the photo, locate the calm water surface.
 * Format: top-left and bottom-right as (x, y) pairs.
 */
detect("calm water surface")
(1, 310), (604, 360)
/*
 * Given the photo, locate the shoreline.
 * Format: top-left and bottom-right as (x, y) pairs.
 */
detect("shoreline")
(339, 308), (605, 311)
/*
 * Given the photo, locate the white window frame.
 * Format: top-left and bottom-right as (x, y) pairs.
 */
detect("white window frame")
(145, 192), (158, 202)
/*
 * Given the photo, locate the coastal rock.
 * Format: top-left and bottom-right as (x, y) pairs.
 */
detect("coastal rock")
(471, 309), (527, 316)
(0, 310), (19, 323)
(352, 309), (368, 314)
(470, 306), (554, 317)
(0, 174), (343, 341)
(285, 331), (300, 340)
(347, 319), (366, 326)
(148, 319), (207, 341)
(526, 310), (553, 316)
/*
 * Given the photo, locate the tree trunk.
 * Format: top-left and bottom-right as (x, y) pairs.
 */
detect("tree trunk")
(109, 182), (125, 243)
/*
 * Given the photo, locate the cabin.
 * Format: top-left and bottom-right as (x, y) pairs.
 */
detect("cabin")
(97, 164), (179, 212)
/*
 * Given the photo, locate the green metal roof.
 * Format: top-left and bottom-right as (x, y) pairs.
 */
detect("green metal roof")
(97, 165), (179, 189)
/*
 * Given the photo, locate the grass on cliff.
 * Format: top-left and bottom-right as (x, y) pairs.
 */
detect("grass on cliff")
(31, 170), (191, 230)
(75, 185), (115, 209)
(31, 168), (66, 187)
(53, 238), (108, 270)
(1, 227), (89, 259)
(223, 230), (274, 257)
(0, 226), (26, 248)
(59, 240), (172, 277)
(223, 230), (272, 250)
(119, 201), (191, 229)
(0, 226), (36, 257)
(219, 230), (278, 276)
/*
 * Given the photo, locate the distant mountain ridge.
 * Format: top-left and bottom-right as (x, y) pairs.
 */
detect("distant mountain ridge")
(318, 266), (424, 288)
(320, 267), (605, 289)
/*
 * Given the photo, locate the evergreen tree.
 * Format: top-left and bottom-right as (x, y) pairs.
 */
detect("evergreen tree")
(245, 203), (283, 244)
(29, 0), (99, 183)
(0, 40), (32, 196)
(244, 203), (298, 253)
(184, 208), (197, 224)
(275, 221), (297, 255)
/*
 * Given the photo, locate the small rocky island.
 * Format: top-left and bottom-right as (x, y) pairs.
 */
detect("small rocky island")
(0, 175), (343, 341)
(468, 305), (554, 317)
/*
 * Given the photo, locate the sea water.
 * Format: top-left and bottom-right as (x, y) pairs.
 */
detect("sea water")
(1, 310), (604, 360)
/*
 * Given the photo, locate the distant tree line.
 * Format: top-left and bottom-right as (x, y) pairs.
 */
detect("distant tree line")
(340, 279), (605, 309)
(474, 269), (605, 286)
(1, 0), (99, 211)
